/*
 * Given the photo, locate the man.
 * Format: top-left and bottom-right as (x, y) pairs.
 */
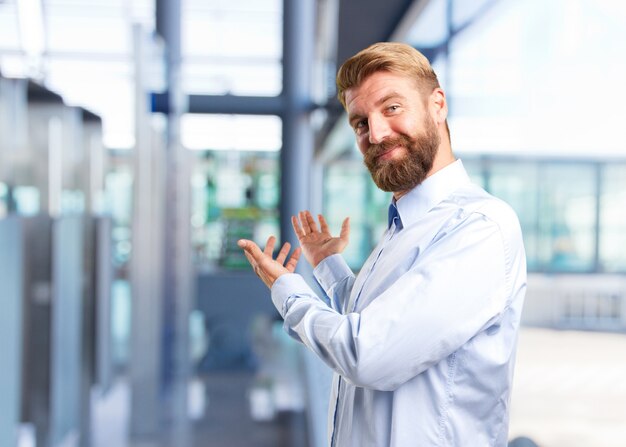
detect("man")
(238, 42), (527, 446)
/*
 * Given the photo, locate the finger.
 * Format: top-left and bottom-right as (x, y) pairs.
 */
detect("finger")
(340, 217), (350, 242)
(299, 211), (311, 234)
(304, 211), (319, 233)
(318, 214), (330, 234)
(242, 249), (258, 271)
(239, 242), (261, 274)
(285, 247), (301, 272)
(238, 239), (264, 262)
(275, 242), (291, 265)
(291, 215), (304, 239)
(263, 235), (277, 256)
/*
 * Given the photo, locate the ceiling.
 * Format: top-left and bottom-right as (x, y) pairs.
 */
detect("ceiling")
(0, 0), (427, 149)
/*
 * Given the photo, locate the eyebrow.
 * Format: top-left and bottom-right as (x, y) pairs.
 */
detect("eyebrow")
(377, 91), (406, 106)
(348, 91), (406, 125)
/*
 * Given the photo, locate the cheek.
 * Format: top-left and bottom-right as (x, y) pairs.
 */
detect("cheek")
(357, 136), (369, 154)
(405, 115), (422, 132)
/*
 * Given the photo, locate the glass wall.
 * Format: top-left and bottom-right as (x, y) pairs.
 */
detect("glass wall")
(324, 157), (626, 274)
(324, 161), (387, 269)
(408, 0), (626, 159)
(103, 151), (134, 368)
(182, 0), (282, 96)
(190, 149), (280, 270)
(600, 165), (626, 272)
(181, 112), (282, 270)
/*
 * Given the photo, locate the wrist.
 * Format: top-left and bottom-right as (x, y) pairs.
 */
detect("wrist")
(312, 252), (334, 268)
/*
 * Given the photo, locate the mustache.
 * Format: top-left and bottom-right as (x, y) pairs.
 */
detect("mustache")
(367, 135), (412, 158)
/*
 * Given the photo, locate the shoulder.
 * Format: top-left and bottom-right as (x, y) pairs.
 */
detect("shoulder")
(454, 183), (519, 221)
(442, 183), (524, 246)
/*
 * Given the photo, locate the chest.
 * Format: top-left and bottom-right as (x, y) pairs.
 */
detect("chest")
(348, 226), (427, 312)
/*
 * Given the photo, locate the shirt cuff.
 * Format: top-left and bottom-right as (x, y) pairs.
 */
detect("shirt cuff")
(313, 254), (353, 293)
(271, 273), (314, 318)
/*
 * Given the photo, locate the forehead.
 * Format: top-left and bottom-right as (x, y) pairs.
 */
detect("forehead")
(344, 71), (420, 112)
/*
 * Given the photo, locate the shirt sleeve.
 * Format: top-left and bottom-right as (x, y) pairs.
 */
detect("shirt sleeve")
(272, 213), (519, 392)
(312, 254), (355, 313)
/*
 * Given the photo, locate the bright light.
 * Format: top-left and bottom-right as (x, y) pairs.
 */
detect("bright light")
(16, 0), (45, 58)
(181, 114), (282, 151)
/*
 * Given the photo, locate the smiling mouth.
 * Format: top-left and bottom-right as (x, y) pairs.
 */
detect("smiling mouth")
(378, 145), (403, 160)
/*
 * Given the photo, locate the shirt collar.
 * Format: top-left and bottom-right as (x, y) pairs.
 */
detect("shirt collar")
(393, 159), (471, 227)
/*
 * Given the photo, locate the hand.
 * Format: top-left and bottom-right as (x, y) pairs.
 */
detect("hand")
(238, 236), (301, 289)
(291, 211), (350, 268)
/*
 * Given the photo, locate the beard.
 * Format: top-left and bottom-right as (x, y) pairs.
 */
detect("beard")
(364, 117), (440, 193)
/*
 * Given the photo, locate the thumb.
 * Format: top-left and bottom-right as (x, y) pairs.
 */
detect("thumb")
(238, 239), (263, 260)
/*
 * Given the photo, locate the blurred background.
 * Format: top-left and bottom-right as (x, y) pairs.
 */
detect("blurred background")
(1, 0), (626, 446)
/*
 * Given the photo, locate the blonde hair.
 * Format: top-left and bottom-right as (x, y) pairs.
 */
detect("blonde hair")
(336, 42), (441, 108)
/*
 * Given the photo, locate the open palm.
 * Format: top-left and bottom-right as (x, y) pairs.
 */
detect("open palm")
(238, 236), (301, 289)
(292, 211), (350, 268)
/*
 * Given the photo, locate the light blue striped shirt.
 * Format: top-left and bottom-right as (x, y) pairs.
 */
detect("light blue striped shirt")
(272, 160), (527, 446)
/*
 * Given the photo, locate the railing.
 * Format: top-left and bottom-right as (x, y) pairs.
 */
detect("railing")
(523, 274), (626, 331)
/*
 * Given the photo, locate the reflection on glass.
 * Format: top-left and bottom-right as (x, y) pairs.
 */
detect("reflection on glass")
(191, 150), (280, 270)
(600, 165), (626, 272)
(182, 0), (282, 97)
(181, 114), (282, 152)
(487, 160), (540, 270)
(537, 164), (596, 272)
(0, 182), (7, 218)
(13, 186), (40, 215)
(324, 161), (391, 270)
(324, 157), (624, 274)
(105, 166), (133, 268)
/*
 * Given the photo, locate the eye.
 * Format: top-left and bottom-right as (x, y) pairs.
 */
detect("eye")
(354, 119), (368, 133)
(387, 105), (400, 113)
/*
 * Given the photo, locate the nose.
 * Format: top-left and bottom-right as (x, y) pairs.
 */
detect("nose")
(368, 115), (391, 145)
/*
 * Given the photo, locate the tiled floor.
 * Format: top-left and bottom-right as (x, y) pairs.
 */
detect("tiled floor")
(192, 371), (308, 447)
(91, 371), (308, 447)
(509, 327), (626, 447)
(90, 327), (626, 447)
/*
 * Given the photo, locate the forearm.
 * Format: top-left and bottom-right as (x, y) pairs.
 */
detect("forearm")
(313, 254), (355, 313)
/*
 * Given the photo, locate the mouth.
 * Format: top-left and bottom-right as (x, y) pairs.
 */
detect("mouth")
(377, 145), (403, 161)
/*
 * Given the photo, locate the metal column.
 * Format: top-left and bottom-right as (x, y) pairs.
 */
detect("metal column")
(282, 3), (331, 447)
(280, 0), (316, 247)
(0, 217), (24, 447)
(130, 25), (165, 440)
(157, 0), (194, 444)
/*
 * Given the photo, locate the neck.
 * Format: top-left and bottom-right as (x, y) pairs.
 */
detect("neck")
(427, 141), (455, 178)
(393, 190), (408, 201)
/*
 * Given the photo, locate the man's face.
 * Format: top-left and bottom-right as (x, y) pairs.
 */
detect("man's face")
(344, 71), (441, 194)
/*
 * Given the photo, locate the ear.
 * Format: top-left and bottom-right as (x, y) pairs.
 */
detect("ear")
(429, 88), (448, 125)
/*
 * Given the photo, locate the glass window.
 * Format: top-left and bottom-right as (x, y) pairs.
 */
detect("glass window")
(408, 0), (626, 159)
(45, 59), (135, 149)
(0, 182), (7, 218)
(599, 164), (626, 272)
(13, 185), (40, 215)
(322, 155), (615, 274)
(181, 114), (281, 152)
(0, 2), (21, 52)
(405, 0), (449, 48)
(182, 60), (281, 96)
(324, 161), (375, 269)
(457, 156), (485, 188)
(182, 0), (282, 97)
(536, 163), (597, 272)
(191, 150), (280, 270)
(488, 160), (540, 270)
(105, 163), (134, 268)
